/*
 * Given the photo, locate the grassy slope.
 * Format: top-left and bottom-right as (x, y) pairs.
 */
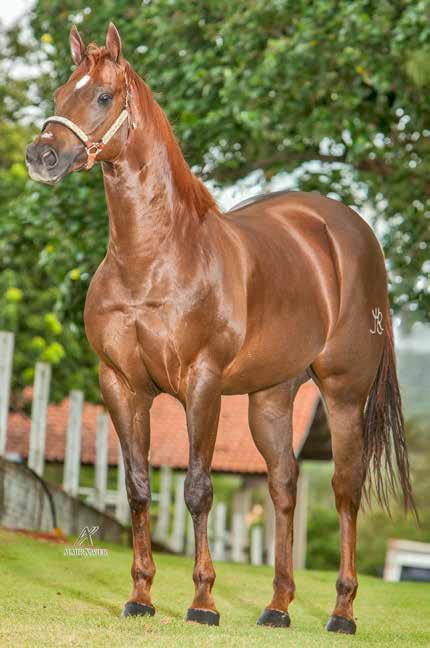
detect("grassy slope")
(0, 529), (429, 648)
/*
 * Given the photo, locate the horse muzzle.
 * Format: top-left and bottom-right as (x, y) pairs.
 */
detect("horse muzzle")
(25, 139), (85, 184)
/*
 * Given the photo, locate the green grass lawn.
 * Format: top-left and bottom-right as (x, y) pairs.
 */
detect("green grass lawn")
(0, 528), (429, 647)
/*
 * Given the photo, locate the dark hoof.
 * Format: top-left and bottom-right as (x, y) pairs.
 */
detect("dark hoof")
(326, 615), (356, 634)
(122, 601), (155, 618)
(185, 608), (220, 626)
(257, 607), (291, 628)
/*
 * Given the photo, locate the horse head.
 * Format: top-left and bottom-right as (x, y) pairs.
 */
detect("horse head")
(26, 23), (130, 184)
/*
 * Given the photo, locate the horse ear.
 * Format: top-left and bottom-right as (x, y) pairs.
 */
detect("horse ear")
(70, 25), (85, 66)
(106, 22), (122, 62)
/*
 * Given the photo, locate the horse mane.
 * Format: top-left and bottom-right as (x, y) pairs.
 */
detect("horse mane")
(82, 45), (218, 220)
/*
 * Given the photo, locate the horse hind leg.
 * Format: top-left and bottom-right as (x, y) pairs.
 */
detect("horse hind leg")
(310, 302), (387, 634)
(313, 368), (370, 635)
(327, 397), (365, 634)
(248, 378), (304, 628)
(316, 311), (415, 634)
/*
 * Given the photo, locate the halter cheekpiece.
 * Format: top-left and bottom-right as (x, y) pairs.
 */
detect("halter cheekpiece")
(42, 108), (129, 170)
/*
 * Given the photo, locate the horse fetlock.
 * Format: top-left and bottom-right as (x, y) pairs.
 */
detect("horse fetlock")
(336, 576), (358, 601)
(336, 577), (358, 597)
(132, 563), (156, 585)
(273, 575), (295, 601)
(193, 565), (216, 589)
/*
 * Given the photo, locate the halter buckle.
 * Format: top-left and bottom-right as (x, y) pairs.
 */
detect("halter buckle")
(85, 141), (104, 170)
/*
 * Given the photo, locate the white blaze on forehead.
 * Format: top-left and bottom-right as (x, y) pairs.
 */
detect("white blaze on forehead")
(75, 74), (91, 90)
(41, 132), (54, 139)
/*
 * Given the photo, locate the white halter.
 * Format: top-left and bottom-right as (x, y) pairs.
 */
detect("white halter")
(42, 109), (129, 170)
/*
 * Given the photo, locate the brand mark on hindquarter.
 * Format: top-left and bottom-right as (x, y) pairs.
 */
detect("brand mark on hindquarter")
(370, 307), (384, 335)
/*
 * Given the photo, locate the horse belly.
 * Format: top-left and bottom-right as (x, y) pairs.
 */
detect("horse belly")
(221, 307), (327, 394)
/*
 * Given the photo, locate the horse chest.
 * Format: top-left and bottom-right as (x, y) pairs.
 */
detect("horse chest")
(85, 281), (192, 395)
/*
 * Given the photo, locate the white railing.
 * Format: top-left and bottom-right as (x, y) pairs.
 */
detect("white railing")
(0, 330), (129, 524)
(153, 464), (307, 567)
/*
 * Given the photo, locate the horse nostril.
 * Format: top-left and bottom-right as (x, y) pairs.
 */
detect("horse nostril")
(41, 147), (58, 169)
(25, 145), (36, 165)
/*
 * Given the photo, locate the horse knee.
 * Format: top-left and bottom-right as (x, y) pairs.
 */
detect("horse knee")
(184, 470), (213, 516)
(126, 474), (151, 512)
(269, 479), (296, 515)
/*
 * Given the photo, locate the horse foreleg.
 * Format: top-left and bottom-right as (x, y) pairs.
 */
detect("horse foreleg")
(99, 363), (156, 618)
(184, 363), (221, 626)
(248, 380), (301, 628)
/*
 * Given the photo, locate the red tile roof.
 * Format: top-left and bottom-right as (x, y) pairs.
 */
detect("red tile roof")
(6, 381), (320, 474)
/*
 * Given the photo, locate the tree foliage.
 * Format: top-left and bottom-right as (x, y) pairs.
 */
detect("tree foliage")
(1, 0), (430, 400)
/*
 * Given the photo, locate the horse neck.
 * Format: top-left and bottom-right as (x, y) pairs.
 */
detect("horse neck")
(102, 140), (176, 260)
(102, 92), (217, 262)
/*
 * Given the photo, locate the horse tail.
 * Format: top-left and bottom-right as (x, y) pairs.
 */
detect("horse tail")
(362, 303), (417, 518)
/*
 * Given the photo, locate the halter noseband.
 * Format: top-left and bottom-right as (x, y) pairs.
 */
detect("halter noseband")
(42, 108), (129, 170)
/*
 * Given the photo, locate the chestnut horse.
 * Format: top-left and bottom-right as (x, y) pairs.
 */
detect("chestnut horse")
(26, 23), (415, 634)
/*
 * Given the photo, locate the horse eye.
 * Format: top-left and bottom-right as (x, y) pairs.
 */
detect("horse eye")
(97, 93), (112, 106)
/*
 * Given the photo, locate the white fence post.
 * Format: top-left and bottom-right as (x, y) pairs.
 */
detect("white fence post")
(293, 472), (308, 569)
(251, 526), (263, 565)
(154, 465), (172, 543)
(213, 502), (227, 561)
(231, 491), (251, 563)
(0, 332), (14, 457)
(231, 512), (245, 562)
(169, 472), (186, 553)
(116, 444), (130, 525)
(62, 390), (83, 496)
(28, 362), (51, 476)
(93, 412), (108, 511)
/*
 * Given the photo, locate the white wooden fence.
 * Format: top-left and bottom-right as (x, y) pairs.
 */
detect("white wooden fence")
(0, 331), (308, 567)
(152, 466), (307, 567)
(0, 331), (129, 524)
